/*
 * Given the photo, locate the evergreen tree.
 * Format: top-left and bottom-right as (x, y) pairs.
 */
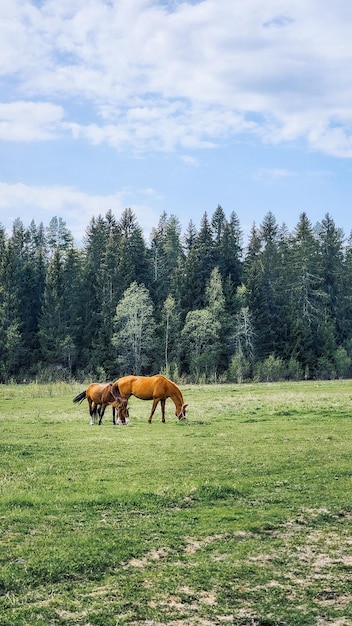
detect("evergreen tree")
(150, 213), (184, 308)
(80, 214), (111, 373)
(181, 212), (215, 312)
(1, 206), (352, 383)
(61, 247), (84, 375)
(317, 214), (345, 344)
(38, 248), (68, 371)
(38, 215), (79, 377)
(46, 216), (74, 256)
(21, 221), (48, 368)
(91, 211), (122, 377)
(289, 213), (331, 377)
(196, 212), (215, 301)
(218, 211), (243, 292)
(150, 211), (168, 283)
(246, 212), (289, 360)
(180, 220), (200, 314)
(0, 220), (28, 379)
(211, 204), (227, 267)
(343, 231), (352, 337)
(118, 208), (152, 294)
(183, 219), (198, 252)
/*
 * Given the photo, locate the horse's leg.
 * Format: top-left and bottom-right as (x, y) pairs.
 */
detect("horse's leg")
(148, 399), (159, 423)
(98, 404), (106, 425)
(88, 399), (94, 425)
(160, 399), (166, 423)
(112, 406), (116, 425)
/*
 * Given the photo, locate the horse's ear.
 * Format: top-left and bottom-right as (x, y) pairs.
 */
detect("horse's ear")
(184, 404), (188, 409)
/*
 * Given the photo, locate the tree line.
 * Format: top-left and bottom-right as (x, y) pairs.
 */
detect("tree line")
(1, 206), (352, 383)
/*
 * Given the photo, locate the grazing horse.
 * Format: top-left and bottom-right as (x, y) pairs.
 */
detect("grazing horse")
(73, 383), (128, 425)
(112, 374), (188, 423)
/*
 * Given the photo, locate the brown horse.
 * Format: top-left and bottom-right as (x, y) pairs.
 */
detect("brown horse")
(73, 383), (128, 425)
(112, 374), (187, 423)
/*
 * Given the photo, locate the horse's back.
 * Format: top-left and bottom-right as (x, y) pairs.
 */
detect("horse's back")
(116, 374), (173, 400)
(114, 375), (136, 396)
(86, 382), (110, 402)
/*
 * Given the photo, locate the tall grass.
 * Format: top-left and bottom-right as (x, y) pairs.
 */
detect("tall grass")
(0, 380), (351, 625)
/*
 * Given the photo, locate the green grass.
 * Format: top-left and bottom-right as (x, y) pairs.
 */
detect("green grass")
(0, 380), (351, 625)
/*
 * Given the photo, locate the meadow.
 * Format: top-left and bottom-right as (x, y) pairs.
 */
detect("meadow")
(0, 380), (351, 626)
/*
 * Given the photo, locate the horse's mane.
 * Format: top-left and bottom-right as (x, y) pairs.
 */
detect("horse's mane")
(158, 374), (183, 398)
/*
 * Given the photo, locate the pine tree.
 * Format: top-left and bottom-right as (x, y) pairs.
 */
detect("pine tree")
(245, 212), (289, 360)
(0, 220), (28, 379)
(317, 214), (345, 344)
(181, 212), (215, 312)
(80, 214), (111, 373)
(211, 204), (227, 267)
(340, 232), (352, 373)
(21, 221), (48, 368)
(150, 213), (184, 308)
(38, 248), (67, 370)
(180, 220), (200, 314)
(289, 213), (330, 377)
(118, 208), (152, 294)
(92, 212), (122, 377)
(218, 211), (243, 291)
(61, 247), (84, 375)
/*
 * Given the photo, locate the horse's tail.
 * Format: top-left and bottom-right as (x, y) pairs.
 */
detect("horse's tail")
(73, 390), (87, 404)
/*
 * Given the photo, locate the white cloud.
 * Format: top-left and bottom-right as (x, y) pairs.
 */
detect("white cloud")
(0, 102), (64, 141)
(181, 155), (199, 167)
(0, 181), (158, 243)
(1, 1), (352, 156)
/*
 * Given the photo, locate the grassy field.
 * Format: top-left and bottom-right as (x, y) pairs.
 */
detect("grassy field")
(0, 379), (351, 625)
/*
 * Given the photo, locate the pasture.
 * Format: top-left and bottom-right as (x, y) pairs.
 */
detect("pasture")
(0, 380), (351, 625)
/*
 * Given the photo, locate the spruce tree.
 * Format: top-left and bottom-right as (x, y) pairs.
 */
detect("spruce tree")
(118, 208), (152, 294)
(0, 220), (28, 379)
(317, 213), (345, 345)
(289, 213), (330, 377)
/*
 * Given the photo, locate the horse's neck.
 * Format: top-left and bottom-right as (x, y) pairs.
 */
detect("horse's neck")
(169, 384), (183, 410)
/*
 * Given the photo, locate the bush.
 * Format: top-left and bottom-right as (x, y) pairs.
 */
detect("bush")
(314, 357), (336, 380)
(334, 347), (351, 379)
(286, 357), (303, 381)
(228, 354), (251, 383)
(254, 355), (287, 382)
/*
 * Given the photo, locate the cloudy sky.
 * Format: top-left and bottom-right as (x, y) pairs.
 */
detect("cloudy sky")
(1, 0), (352, 245)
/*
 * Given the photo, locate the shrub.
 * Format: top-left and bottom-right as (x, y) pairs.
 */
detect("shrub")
(334, 347), (351, 379)
(254, 354), (287, 382)
(228, 354), (251, 383)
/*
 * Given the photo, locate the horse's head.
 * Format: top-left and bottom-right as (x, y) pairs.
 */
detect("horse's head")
(113, 397), (129, 423)
(176, 403), (188, 420)
(109, 383), (129, 424)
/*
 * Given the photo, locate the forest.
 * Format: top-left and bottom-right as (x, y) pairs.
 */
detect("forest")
(1, 206), (352, 384)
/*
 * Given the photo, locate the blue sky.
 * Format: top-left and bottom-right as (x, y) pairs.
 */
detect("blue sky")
(1, 0), (352, 246)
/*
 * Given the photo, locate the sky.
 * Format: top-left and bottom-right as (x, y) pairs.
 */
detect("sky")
(1, 0), (352, 247)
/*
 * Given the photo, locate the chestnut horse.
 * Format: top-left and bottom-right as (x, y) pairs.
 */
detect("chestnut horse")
(73, 383), (128, 425)
(112, 374), (187, 423)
